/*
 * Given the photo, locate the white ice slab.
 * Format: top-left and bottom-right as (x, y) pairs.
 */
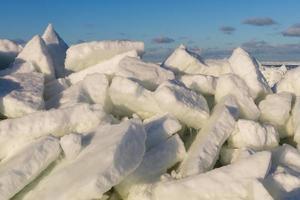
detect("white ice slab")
(260, 65), (287, 88)
(22, 120), (146, 200)
(264, 166), (300, 200)
(272, 144), (300, 173)
(0, 72), (44, 118)
(215, 74), (260, 120)
(42, 24), (69, 78)
(259, 92), (293, 138)
(0, 103), (112, 159)
(46, 73), (112, 112)
(44, 77), (70, 100)
(109, 76), (161, 119)
(276, 66), (300, 96)
(228, 47), (271, 99)
(228, 119), (279, 150)
(117, 56), (174, 90)
(292, 97), (300, 144)
(67, 50), (139, 85)
(163, 45), (228, 76)
(220, 146), (255, 165)
(60, 133), (82, 160)
(115, 134), (186, 199)
(179, 99), (236, 177)
(14, 35), (55, 82)
(153, 152), (271, 200)
(179, 74), (217, 95)
(154, 81), (209, 129)
(65, 40), (144, 72)
(143, 113), (182, 149)
(0, 136), (61, 200)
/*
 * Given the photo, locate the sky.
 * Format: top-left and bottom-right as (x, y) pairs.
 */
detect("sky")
(1, 0), (300, 62)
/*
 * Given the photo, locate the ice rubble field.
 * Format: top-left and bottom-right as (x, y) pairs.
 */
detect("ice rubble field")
(1, 25), (300, 200)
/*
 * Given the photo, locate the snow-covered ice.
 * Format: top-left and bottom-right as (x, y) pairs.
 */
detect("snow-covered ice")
(154, 80), (209, 129)
(179, 74), (217, 95)
(153, 152), (271, 200)
(179, 98), (236, 177)
(215, 74), (260, 120)
(143, 113), (182, 149)
(0, 24), (299, 199)
(109, 76), (161, 118)
(46, 73), (112, 112)
(276, 66), (300, 96)
(42, 24), (68, 78)
(14, 35), (55, 82)
(163, 45), (230, 76)
(228, 47), (271, 99)
(65, 40), (144, 72)
(21, 120), (146, 200)
(115, 134), (186, 199)
(227, 119), (279, 150)
(0, 136), (61, 200)
(60, 133), (82, 160)
(0, 103), (112, 159)
(259, 92), (293, 138)
(0, 72), (44, 118)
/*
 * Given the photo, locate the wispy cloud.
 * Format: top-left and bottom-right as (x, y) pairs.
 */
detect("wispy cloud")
(152, 36), (175, 44)
(282, 24), (300, 37)
(219, 26), (236, 35)
(242, 17), (277, 26)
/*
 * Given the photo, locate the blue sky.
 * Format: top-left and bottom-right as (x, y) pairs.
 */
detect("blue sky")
(1, 0), (300, 61)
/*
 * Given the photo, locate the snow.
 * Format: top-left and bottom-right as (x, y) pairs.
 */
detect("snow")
(109, 76), (161, 118)
(259, 92), (293, 138)
(143, 113), (182, 149)
(0, 136), (61, 200)
(215, 74), (260, 120)
(65, 40), (144, 72)
(0, 72), (44, 118)
(220, 146), (255, 165)
(0, 39), (22, 69)
(0, 61), (36, 76)
(179, 98), (236, 177)
(227, 119), (279, 150)
(42, 24), (68, 78)
(179, 74), (217, 95)
(228, 47), (271, 99)
(21, 120), (146, 200)
(60, 133), (82, 160)
(260, 65), (287, 88)
(14, 35), (55, 82)
(292, 97), (300, 144)
(117, 56), (174, 90)
(44, 77), (70, 100)
(0, 103), (112, 159)
(265, 166), (300, 200)
(152, 152), (271, 200)
(115, 134), (186, 199)
(163, 45), (228, 76)
(154, 80), (209, 129)
(276, 66), (300, 96)
(46, 73), (112, 112)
